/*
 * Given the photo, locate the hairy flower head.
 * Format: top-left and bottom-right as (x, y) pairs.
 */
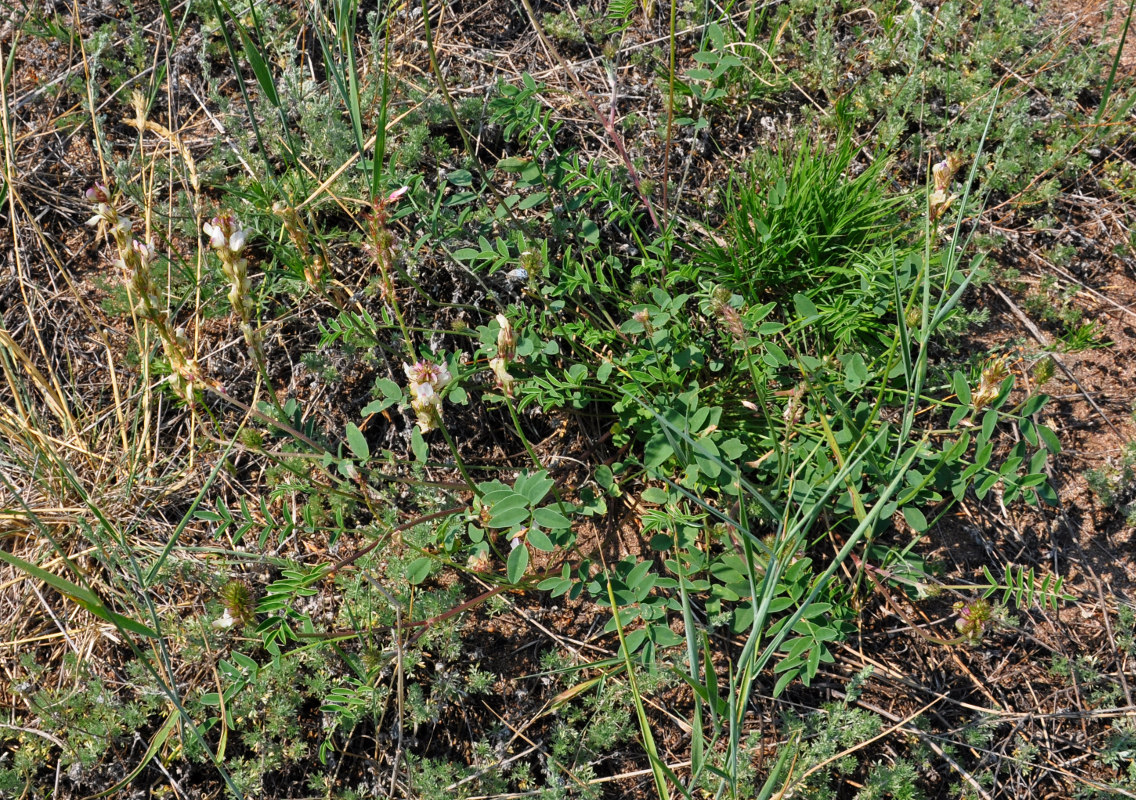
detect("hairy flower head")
(954, 597), (995, 644)
(972, 355), (1012, 413)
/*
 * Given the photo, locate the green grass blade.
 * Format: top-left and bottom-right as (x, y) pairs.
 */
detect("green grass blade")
(145, 428), (241, 586)
(83, 708), (179, 798)
(1094, 0), (1136, 125)
(0, 549), (159, 638)
(606, 578), (676, 800)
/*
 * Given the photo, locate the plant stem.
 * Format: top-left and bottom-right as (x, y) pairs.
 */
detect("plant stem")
(504, 393), (544, 473)
(439, 420), (477, 493)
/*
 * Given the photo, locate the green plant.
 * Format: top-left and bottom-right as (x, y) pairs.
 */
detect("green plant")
(1086, 440), (1136, 525)
(1098, 721), (1136, 790)
(1060, 320), (1112, 352)
(759, 669), (924, 800)
(693, 135), (912, 351)
(7, 0), (1131, 796)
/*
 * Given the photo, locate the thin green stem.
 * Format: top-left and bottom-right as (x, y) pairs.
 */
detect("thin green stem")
(662, 0), (677, 217)
(503, 393), (544, 473)
(438, 420), (477, 493)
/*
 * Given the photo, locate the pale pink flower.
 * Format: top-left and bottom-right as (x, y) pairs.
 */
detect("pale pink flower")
(204, 214), (246, 252)
(132, 239), (156, 265)
(403, 358), (452, 432)
(85, 183), (110, 204)
(404, 360), (451, 391)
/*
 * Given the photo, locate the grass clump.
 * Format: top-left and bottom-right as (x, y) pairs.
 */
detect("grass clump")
(693, 135), (912, 351)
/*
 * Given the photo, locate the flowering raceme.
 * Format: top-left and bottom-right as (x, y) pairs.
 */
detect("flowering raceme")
(205, 213), (264, 365)
(404, 359), (452, 432)
(929, 155), (962, 223)
(86, 183), (201, 403)
(204, 214), (252, 318)
(487, 314), (518, 396)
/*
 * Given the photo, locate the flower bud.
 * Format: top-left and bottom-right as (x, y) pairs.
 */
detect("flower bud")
(496, 314), (515, 361)
(85, 183), (110, 204)
(132, 239), (155, 265)
(972, 355), (1011, 413)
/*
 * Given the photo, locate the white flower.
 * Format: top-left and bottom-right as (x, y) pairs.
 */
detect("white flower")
(403, 357), (452, 432)
(929, 188), (958, 222)
(205, 214), (246, 252)
(404, 360), (451, 391)
(203, 221), (226, 249)
(86, 203), (117, 228)
(489, 356), (514, 395)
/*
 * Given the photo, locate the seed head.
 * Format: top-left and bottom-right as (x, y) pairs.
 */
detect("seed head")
(1032, 356), (1056, 387)
(972, 355), (1012, 413)
(219, 580), (256, 627)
